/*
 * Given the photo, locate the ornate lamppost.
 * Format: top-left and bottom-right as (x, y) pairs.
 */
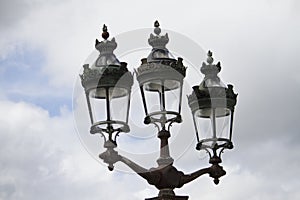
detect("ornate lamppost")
(80, 21), (238, 200)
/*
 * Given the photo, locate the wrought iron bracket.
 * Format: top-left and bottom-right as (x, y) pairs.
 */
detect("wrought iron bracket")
(99, 147), (226, 197)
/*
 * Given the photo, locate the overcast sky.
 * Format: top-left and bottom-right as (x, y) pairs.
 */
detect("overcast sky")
(0, 0), (300, 200)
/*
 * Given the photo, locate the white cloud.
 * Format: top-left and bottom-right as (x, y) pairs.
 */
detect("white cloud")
(0, 100), (151, 200)
(0, 0), (297, 88)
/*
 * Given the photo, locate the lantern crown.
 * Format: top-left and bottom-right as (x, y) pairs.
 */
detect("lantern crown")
(148, 21), (169, 49)
(94, 24), (120, 67)
(201, 50), (221, 76)
(136, 21), (186, 80)
(147, 21), (173, 62)
(199, 50), (226, 89)
(80, 24), (133, 91)
(188, 51), (237, 112)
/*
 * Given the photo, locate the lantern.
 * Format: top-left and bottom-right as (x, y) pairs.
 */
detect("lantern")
(80, 25), (133, 144)
(136, 21), (186, 128)
(188, 51), (237, 155)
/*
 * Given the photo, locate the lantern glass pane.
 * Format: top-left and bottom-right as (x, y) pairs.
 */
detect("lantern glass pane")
(194, 108), (231, 142)
(215, 108), (231, 139)
(143, 79), (181, 118)
(110, 87), (130, 123)
(164, 80), (181, 112)
(89, 89), (107, 123)
(89, 87), (129, 124)
(147, 49), (175, 62)
(203, 77), (226, 88)
(143, 80), (161, 114)
(195, 114), (212, 142)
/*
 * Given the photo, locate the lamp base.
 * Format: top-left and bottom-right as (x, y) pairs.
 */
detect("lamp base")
(145, 195), (189, 200)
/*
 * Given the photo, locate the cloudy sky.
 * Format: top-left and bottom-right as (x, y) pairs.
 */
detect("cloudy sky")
(0, 0), (300, 199)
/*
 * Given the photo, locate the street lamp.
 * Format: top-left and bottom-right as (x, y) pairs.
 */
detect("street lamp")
(187, 50), (237, 184)
(80, 21), (238, 200)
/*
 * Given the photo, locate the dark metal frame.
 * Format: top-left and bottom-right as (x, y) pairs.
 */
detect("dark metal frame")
(80, 23), (238, 200)
(80, 62), (133, 145)
(188, 85), (237, 150)
(136, 57), (186, 128)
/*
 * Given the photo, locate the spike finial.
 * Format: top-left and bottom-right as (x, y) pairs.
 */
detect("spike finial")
(207, 50), (214, 64)
(154, 20), (161, 35)
(102, 24), (109, 40)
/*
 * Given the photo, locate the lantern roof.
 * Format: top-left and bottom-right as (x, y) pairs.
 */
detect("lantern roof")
(147, 20), (175, 62)
(188, 51), (237, 112)
(199, 50), (226, 89)
(80, 25), (133, 91)
(93, 24), (121, 67)
(136, 21), (186, 85)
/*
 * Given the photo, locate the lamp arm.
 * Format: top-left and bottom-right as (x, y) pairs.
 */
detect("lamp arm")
(99, 144), (161, 186)
(119, 155), (149, 175)
(99, 142), (149, 175)
(119, 155), (161, 185)
(179, 162), (227, 186)
(178, 167), (211, 187)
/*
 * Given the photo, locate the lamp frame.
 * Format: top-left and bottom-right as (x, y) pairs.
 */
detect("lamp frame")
(80, 22), (238, 200)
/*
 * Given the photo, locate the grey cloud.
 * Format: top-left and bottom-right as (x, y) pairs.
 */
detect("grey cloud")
(0, 100), (152, 200)
(0, 0), (31, 28)
(0, 182), (15, 199)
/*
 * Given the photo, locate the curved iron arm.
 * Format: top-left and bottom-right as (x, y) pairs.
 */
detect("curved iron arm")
(100, 141), (227, 191)
(179, 163), (226, 186)
(99, 142), (150, 174)
(119, 156), (148, 174)
(100, 146), (226, 189)
(119, 154), (222, 189)
(178, 167), (211, 187)
(118, 156), (162, 185)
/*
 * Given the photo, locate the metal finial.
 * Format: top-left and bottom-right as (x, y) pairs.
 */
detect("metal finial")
(207, 50), (214, 64)
(102, 24), (109, 40)
(154, 20), (161, 35)
(103, 24), (107, 32)
(207, 50), (212, 57)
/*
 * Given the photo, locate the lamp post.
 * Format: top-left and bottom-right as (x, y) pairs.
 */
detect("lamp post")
(80, 21), (238, 200)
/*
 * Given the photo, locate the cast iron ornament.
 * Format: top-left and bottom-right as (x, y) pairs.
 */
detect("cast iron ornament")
(80, 22), (238, 200)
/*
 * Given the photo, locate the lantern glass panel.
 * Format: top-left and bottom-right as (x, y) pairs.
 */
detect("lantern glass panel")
(89, 87), (129, 124)
(164, 81), (182, 112)
(194, 108), (231, 145)
(143, 80), (161, 114)
(143, 79), (181, 119)
(203, 76), (226, 88)
(110, 87), (130, 123)
(89, 92), (107, 122)
(89, 89), (106, 123)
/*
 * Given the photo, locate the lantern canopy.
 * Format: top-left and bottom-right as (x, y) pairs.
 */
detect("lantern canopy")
(136, 21), (186, 127)
(80, 25), (133, 142)
(188, 51), (237, 152)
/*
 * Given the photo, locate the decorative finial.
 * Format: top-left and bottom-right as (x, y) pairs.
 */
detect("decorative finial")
(102, 24), (109, 40)
(94, 24), (120, 66)
(207, 50), (214, 64)
(154, 20), (161, 35)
